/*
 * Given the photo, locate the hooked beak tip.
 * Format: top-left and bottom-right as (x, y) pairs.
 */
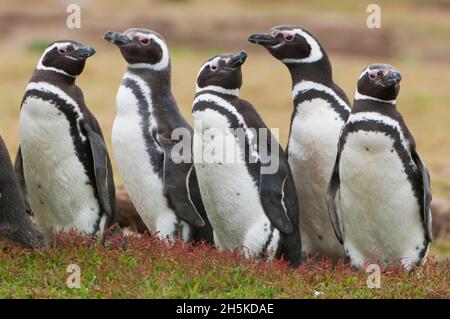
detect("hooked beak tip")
(226, 50), (248, 69)
(383, 70), (402, 86)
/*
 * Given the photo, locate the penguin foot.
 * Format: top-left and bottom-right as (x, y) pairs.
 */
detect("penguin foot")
(101, 223), (128, 250)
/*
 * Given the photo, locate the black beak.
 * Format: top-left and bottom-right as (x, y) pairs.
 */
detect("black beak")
(68, 46), (96, 60)
(104, 31), (132, 46)
(225, 51), (247, 69)
(382, 70), (402, 87)
(248, 33), (281, 46)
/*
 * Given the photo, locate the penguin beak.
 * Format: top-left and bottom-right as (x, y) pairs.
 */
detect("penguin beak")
(248, 33), (281, 47)
(225, 51), (247, 69)
(68, 46), (96, 60)
(104, 31), (132, 46)
(382, 69), (402, 87)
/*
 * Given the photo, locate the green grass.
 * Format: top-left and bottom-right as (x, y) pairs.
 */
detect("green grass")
(0, 233), (449, 298)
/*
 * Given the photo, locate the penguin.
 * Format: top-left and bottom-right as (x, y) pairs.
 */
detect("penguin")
(15, 40), (124, 244)
(0, 134), (48, 248)
(326, 64), (432, 269)
(192, 51), (302, 267)
(249, 25), (351, 259)
(104, 29), (213, 244)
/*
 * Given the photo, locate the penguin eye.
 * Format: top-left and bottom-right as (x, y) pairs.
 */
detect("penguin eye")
(58, 47), (68, 55)
(369, 72), (377, 80)
(210, 65), (218, 71)
(283, 33), (294, 41)
(140, 38), (150, 46)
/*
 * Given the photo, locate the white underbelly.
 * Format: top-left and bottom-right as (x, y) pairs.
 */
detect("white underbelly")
(339, 131), (426, 267)
(113, 85), (178, 238)
(288, 98), (345, 257)
(193, 108), (275, 255)
(19, 97), (101, 234)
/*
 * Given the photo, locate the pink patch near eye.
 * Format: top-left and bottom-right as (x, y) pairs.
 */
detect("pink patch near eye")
(284, 33), (294, 41)
(58, 48), (67, 54)
(369, 72), (377, 80)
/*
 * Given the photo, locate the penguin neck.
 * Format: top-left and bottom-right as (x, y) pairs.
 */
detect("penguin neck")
(195, 86), (240, 100)
(353, 97), (397, 114)
(31, 69), (77, 87)
(286, 56), (333, 87)
(126, 64), (172, 94)
(195, 89), (240, 103)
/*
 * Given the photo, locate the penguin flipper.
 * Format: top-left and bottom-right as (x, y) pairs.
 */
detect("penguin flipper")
(159, 135), (205, 228)
(83, 123), (114, 220)
(326, 147), (344, 245)
(411, 149), (433, 242)
(13, 146), (32, 214)
(260, 159), (295, 234)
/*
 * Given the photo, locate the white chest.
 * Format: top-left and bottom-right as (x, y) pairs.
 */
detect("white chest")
(339, 131), (425, 267)
(289, 98), (344, 167)
(19, 96), (101, 234)
(193, 108), (273, 253)
(288, 98), (346, 256)
(113, 84), (176, 236)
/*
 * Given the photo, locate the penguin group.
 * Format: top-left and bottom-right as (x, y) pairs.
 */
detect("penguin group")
(0, 24), (432, 270)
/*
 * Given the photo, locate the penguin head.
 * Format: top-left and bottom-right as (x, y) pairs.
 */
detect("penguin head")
(37, 40), (96, 77)
(196, 51), (247, 95)
(248, 25), (324, 64)
(104, 28), (170, 71)
(357, 64), (402, 101)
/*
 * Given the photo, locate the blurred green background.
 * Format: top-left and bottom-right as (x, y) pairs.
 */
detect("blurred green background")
(0, 0), (449, 255)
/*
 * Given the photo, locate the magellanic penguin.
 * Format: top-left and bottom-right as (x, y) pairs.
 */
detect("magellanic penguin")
(249, 25), (351, 259)
(16, 40), (124, 246)
(192, 51), (302, 267)
(0, 134), (48, 248)
(326, 64), (432, 269)
(104, 29), (213, 244)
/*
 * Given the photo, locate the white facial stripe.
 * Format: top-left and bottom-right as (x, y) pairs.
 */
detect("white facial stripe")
(280, 28), (323, 64)
(292, 80), (351, 111)
(347, 111), (410, 151)
(359, 67), (370, 79)
(193, 93), (259, 160)
(25, 81), (86, 141)
(197, 56), (222, 78)
(128, 34), (170, 71)
(36, 43), (76, 77)
(354, 90), (396, 104)
(135, 32), (151, 39)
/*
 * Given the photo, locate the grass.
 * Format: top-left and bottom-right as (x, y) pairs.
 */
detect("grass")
(0, 233), (449, 298)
